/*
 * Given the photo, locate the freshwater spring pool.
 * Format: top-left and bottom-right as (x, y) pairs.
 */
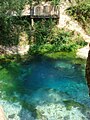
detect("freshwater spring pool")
(0, 56), (90, 120)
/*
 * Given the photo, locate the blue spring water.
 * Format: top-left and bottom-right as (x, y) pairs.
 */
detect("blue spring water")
(0, 57), (90, 120)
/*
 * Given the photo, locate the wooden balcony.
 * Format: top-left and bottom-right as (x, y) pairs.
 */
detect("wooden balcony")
(21, 2), (59, 19)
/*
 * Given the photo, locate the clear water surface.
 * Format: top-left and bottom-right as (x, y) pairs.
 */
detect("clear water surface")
(0, 56), (90, 120)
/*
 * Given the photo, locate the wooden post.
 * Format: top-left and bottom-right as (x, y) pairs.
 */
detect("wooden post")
(29, 2), (35, 43)
(0, 106), (7, 120)
(31, 18), (34, 27)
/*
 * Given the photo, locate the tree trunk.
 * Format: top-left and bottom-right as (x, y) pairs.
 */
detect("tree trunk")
(86, 44), (90, 95)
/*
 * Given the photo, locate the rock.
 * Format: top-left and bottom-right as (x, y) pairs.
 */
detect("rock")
(76, 45), (89, 59)
(36, 103), (88, 120)
(63, 100), (86, 110)
(0, 106), (7, 120)
(8, 114), (15, 119)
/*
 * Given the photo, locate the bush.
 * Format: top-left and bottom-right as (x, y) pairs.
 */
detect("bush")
(30, 20), (87, 54)
(66, 3), (90, 34)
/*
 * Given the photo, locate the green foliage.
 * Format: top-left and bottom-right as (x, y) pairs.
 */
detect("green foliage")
(29, 19), (87, 54)
(0, 0), (60, 47)
(29, 19), (56, 54)
(49, 28), (87, 52)
(0, 0), (31, 46)
(34, 19), (55, 45)
(38, 43), (53, 53)
(49, 28), (73, 52)
(66, 3), (90, 34)
(51, 0), (61, 6)
(0, 16), (30, 46)
(0, 0), (87, 57)
(44, 52), (76, 59)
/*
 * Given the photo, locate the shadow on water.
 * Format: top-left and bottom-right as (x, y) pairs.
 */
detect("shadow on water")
(0, 55), (90, 119)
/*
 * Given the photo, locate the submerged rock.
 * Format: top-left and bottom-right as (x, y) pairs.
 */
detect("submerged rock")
(8, 114), (15, 119)
(36, 103), (90, 120)
(0, 100), (35, 120)
(0, 89), (90, 120)
(63, 100), (87, 110)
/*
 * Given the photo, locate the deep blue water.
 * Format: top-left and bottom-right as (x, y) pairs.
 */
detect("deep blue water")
(0, 57), (90, 120)
(22, 59), (85, 92)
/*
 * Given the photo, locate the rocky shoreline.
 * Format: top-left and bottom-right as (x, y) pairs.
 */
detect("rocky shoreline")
(0, 106), (7, 120)
(76, 45), (89, 59)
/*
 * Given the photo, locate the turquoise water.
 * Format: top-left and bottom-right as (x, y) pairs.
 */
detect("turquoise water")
(0, 57), (90, 120)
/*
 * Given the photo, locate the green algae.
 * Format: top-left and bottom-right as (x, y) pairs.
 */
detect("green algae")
(63, 100), (87, 110)
(44, 52), (86, 65)
(44, 52), (76, 59)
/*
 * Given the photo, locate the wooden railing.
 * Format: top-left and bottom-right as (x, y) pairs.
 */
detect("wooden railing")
(21, 2), (59, 18)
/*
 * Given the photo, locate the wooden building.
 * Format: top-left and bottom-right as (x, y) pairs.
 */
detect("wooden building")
(22, 2), (59, 19)
(12, 2), (59, 22)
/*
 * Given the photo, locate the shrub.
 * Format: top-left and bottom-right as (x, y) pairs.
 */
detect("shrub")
(66, 3), (90, 34)
(29, 19), (87, 54)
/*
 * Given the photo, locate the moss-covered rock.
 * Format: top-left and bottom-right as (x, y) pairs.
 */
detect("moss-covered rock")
(63, 100), (86, 110)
